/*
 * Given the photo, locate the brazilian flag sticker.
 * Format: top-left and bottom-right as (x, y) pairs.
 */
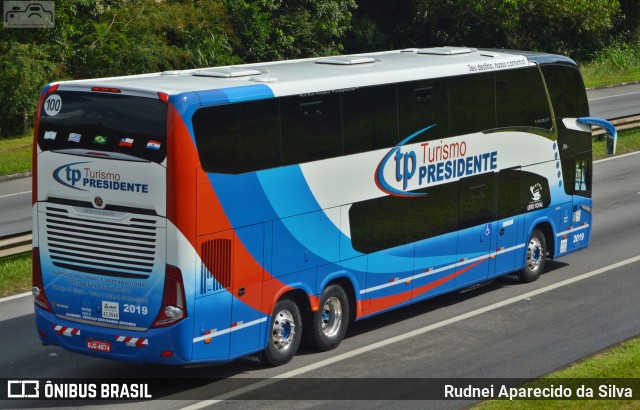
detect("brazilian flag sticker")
(93, 135), (107, 145)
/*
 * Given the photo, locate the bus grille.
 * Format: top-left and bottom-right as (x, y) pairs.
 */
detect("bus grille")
(200, 238), (232, 293)
(43, 205), (163, 279)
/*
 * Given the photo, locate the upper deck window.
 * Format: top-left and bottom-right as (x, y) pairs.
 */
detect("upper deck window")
(38, 91), (167, 164)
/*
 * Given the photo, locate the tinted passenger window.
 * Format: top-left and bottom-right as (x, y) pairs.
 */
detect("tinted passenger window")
(497, 168), (522, 219)
(343, 85), (398, 155)
(281, 93), (342, 165)
(449, 73), (496, 136)
(496, 67), (552, 130)
(398, 79), (449, 142)
(349, 183), (461, 254)
(541, 65), (589, 119)
(406, 183), (459, 243)
(349, 196), (409, 254)
(38, 91), (167, 164)
(193, 100), (280, 174)
(459, 173), (494, 229)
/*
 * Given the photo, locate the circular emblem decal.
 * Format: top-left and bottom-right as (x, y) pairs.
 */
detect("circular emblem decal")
(94, 196), (104, 208)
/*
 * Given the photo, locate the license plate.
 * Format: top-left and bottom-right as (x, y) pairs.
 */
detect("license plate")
(87, 339), (112, 353)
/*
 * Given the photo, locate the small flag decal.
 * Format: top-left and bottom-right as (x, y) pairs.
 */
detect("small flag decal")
(93, 135), (107, 145)
(44, 131), (57, 140)
(119, 137), (134, 147)
(146, 140), (161, 150)
(68, 133), (81, 143)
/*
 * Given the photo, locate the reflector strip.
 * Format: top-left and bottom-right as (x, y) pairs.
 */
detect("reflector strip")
(361, 243), (526, 295)
(53, 325), (81, 337)
(193, 317), (268, 343)
(115, 336), (149, 347)
(556, 224), (590, 237)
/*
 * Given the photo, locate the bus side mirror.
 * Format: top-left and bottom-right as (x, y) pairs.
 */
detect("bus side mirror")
(577, 117), (617, 155)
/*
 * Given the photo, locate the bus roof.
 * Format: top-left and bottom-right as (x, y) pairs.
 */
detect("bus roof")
(54, 47), (577, 98)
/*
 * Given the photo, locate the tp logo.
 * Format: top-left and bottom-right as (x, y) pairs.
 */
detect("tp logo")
(52, 162), (90, 191)
(374, 124), (435, 197)
(7, 380), (39, 398)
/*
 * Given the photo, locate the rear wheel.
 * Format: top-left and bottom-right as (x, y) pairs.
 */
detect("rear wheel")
(308, 284), (350, 351)
(519, 229), (546, 283)
(261, 298), (302, 366)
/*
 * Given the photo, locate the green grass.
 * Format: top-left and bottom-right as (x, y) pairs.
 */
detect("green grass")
(581, 64), (640, 89)
(593, 127), (640, 161)
(0, 133), (32, 176)
(580, 42), (640, 89)
(0, 253), (31, 297)
(476, 337), (640, 409)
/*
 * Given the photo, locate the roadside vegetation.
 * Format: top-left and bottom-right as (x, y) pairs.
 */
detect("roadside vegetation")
(0, 253), (30, 297)
(593, 128), (640, 160)
(0, 135), (31, 176)
(581, 41), (640, 88)
(1, 0), (639, 139)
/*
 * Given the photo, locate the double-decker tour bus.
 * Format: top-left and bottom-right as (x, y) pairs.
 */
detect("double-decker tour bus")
(32, 47), (616, 366)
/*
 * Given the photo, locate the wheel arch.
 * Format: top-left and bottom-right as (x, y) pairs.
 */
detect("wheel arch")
(532, 220), (555, 260)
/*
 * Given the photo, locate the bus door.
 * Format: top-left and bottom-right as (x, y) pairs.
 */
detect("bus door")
(567, 152), (592, 252)
(492, 169), (524, 277)
(455, 173), (494, 288)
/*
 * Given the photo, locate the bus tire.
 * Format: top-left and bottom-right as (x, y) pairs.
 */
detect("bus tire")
(261, 298), (302, 367)
(309, 284), (350, 351)
(520, 229), (546, 283)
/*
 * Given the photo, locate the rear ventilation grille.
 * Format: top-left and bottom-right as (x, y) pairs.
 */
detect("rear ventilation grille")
(43, 206), (160, 279)
(200, 239), (232, 294)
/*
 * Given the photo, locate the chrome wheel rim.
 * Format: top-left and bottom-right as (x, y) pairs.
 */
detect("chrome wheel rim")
(272, 309), (295, 351)
(526, 237), (543, 272)
(321, 296), (343, 338)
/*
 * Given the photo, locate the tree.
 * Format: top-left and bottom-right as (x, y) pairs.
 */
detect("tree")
(223, 0), (357, 61)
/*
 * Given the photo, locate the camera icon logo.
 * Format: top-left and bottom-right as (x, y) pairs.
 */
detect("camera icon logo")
(7, 380), (40, 398)
(3, 1), (54, 28)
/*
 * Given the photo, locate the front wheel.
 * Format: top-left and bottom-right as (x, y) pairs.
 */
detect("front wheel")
(308, 284), (350, 351)
(261, 298), (302, 367)
(519, 229), (546, 283)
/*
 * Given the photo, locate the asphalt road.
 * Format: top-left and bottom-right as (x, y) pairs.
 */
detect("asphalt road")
(0, 84), (636, 237)
(0, 176), (31, 237)
(588, 83), (640, 119)
(0, 152), (639, 409)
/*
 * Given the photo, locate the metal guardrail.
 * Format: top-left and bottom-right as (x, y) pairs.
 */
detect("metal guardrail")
(593, 115), (640, 136)
(0, 233), (31, 258)
(0, 115), (638, 259)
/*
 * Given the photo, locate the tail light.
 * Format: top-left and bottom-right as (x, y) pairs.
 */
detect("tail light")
(32, 248), (52, 312)
(151, 265), (187, 328)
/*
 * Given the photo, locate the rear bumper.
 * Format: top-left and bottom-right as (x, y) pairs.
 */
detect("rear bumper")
(35, 306), (193, 365)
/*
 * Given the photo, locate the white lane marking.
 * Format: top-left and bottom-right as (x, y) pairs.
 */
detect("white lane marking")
(594, 150), (640, 164)
(588, 90), (640, 101)
(179, 254), (640, 408)
(0, 190), (31, 200)
(0, 291), (31, 304)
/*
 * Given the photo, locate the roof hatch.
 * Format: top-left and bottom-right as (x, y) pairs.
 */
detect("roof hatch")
(417, 47), (477, 55)
(192, 67), (262, 78)
(316, 56), (378, 65)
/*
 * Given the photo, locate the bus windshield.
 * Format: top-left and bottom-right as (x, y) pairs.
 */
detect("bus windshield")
(38, 91), (167, 164)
